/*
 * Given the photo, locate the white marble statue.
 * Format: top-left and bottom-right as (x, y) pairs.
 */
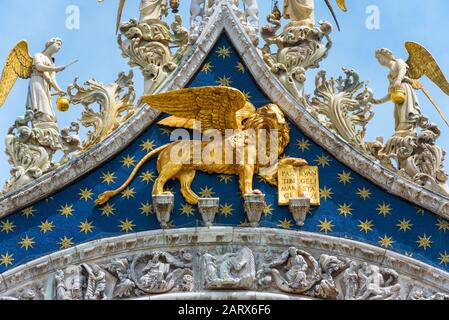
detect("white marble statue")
(372, 48), (422, 136)
(100, 0), (168, 33)
(0, 38), (78, 191)
(190, 0), (213, 30)
(283, 0), (347, 29)
(242, 0), (259, 27)
(283, 0), (315, 27)
(139, 0), (168, 22)
(26, 38), (66, 124)
(83, 264), (107, 300)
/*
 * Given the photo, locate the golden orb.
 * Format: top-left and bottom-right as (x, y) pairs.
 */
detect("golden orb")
(389, 88), (406, 105)
(56, 96), (70, 112)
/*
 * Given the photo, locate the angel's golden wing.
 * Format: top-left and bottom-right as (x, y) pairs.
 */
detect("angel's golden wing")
(336, 0), (348, 12)
(142, 86), (254, 132)
(405, 41), (449, 96)
(0, 40), (33, 108)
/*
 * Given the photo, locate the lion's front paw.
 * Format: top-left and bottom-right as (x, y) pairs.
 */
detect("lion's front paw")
(280, 158), (308, 167)
(253, 189), (263, 194)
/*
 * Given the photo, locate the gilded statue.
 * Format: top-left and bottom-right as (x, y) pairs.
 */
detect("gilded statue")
(283, 0), (348, 30)
(95, 86), (308, 206)
(372, 42), (449, 136)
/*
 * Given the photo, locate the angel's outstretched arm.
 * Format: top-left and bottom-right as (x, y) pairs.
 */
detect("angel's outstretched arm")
(371, 94), (390, 105)
(34, 63), (65, 73)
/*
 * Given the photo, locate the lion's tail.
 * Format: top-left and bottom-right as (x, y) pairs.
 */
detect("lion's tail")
(95, 144), (169, 206)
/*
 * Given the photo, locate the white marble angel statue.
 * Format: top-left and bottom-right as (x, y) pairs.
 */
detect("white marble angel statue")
(0, 38), (77, 190)
(371, 43), (449, 136)
(283, 0), (347, 30)
(0, 38), (70, 125)
(99, 0), (168, 33)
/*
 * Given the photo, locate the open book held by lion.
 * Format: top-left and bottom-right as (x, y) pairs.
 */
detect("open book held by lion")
(95, 86), (308, 206)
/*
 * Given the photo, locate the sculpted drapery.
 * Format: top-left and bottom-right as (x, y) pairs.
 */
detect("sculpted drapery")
(388, 59), (421, 135)
(283, 0), (315, 27)
(140, 0), (168, 22)
(26, 53), (57, 124)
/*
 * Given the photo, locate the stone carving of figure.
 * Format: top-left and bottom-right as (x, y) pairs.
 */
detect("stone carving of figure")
(257, 247), (322, 294)
(316, 255), (347, 299)
(283, 0), (315, 27)
(357, 262), (369, 294)
(140, 253), (167, 288)
(356, 265), (401, 300)
(140, 0), (168, 23)
(27, 38), (66, 126)
(372, 48), (422, 136)
(343, 262), (359, 300)
(202, 247), (255, 289)
(66, 266), (84, 300)
(105, 259), (136, 298)
(83, 264), (107, 300)
(220, 250), (248, 283)
(205, 251), (245, 284)
(285, 247), (309, 288)
(203, 253), (219, 284)
(410, 289), (449, 300)
(131, 251), (193, 294)
(55, 270), (71, 300)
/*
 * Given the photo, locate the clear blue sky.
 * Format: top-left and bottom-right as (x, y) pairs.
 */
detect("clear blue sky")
(1, 0), (449, 186)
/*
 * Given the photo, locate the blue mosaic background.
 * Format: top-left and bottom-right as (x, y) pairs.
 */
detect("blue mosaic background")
(0, 34), (448, 273)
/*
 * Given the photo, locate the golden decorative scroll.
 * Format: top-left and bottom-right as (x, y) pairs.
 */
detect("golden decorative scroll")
(278, 165), (320, 206)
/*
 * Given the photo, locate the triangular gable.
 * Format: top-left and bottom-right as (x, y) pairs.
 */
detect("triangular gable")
(0, 3), (448, 276)
(0, 32), (448, 274)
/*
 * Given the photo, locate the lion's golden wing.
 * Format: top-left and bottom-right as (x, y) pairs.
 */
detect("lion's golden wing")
(143, 86), (251, 132)
(0, 40), (33, 108)
(406, 41), (449, 96)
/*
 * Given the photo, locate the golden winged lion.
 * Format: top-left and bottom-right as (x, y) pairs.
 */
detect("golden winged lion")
(95, 86), (308, 206)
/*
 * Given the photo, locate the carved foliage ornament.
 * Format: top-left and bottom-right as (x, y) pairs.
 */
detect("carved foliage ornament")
(116, 0), (189, 94)
(51, 249), (194, 300)
(67, 71), (137, 151)
(307, 68), (374, 152)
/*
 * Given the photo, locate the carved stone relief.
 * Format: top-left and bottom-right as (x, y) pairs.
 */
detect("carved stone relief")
(1, 228), (447, 300)
(201, 247), (256, 290)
